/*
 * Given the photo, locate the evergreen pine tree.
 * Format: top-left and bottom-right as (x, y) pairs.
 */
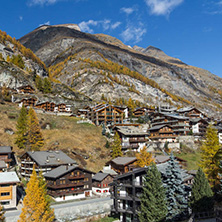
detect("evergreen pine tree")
(164, 153), (188, 221)
(35, 75), (43, 92)
(15, 104), (28, 149)
(136, 146), (154, 167)
(200, 124), (220, 185)
(189, 168), (214, 213)
(139, 164), (167, 222)
(111, 132), (122, 158)
(18, 168), (55, 222)
(43, 78), (52, 94)
(27, 107), (44, 151)
(0, 204), (5, 222)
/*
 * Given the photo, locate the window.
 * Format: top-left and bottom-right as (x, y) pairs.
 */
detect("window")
(0, 201), (10, 205)
(84, 185), (89, 189)
(1, 192), (10, 196)
(84, 178), (89, 182)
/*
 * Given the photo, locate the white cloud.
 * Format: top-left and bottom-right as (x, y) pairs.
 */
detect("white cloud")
(39, 21), (51, 26)
(121, 23), (146, 43)
(120, 7), (135, 15)
(28, 0), (58, 6)
(111, 22), (121, 29)
(79, 19), (121, 33)
(19, 16), (23, 21)
(145, 0), (184, 16)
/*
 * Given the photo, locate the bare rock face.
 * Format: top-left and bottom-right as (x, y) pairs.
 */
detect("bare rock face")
(17, 25), (222, 116)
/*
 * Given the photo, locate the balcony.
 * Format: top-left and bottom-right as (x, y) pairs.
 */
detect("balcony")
(47, 182), (84, 189)
(129, 138), (147, 143)
(117, 206), (134, 214)
(68, 175), (85, 180)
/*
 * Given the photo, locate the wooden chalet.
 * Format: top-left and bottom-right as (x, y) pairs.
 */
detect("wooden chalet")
(20, 150), (76, 178)
(35, 101), (56, 112)
(0, 172), (20, 209)
(148, 124), (176, 142)
(177, 107), (207, 119)
(133, 107), (155, 118)
(17, 85), (35, 94)
(18, 97), (37, 108)
(92, 172), (113, 196)
(151, 113), (190, 136)
(106, 157), (137, 174)
(0, 160), (7, 172)
(0, 146), (13, 168)
(115, 126), (149, 152)
(44, 165), (93, 201)
(76, 109), (89, 118)
(190, 118), (209, 136)
(88, 104), (124, 126)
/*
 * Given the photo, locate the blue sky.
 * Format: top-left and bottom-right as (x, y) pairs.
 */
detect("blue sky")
(1, 0), (222, 77)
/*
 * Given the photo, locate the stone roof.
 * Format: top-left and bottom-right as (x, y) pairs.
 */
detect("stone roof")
(93, 172), (110, 182)
(116, 126), (148, 136)
(44, 165), (93, 179)
(0, 160), (7, 169)
(25, 150), (76, 167)
(110, 157), (137, 166)
(0, 171), (20, 184)
(0, 146), (12, 154)
(100, 167), (118, 176)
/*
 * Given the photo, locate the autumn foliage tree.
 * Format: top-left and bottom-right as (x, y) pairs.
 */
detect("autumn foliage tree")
(136, 146), (154, 167)
(26, 107), (44, 151)
(200, 124), (220, 185)
(111, 132), (122, 158)
(15, 104), (28, 149)
(18, 168), (55, 222)
(0, 204), (5, 222)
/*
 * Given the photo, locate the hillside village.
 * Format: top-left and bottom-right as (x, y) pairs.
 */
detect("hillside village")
(1, 90), (222, 221)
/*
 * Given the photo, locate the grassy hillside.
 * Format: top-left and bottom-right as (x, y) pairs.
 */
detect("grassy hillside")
(0, 103), (110, 172)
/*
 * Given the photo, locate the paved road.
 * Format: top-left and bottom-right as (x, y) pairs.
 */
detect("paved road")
(5, 197), (111, 221)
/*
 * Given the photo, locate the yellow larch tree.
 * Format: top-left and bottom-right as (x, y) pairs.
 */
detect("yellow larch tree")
(26, 107), (44, 151)
(18, 168), (55, 222)
(199, 124), (220, 186)
(0, 204), (5, 222)
(136, 146), (154, 167)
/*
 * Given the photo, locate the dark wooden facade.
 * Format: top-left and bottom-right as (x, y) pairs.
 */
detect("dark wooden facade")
(17, 85), (35, 94)
(88, 104), (124, 126)
(133, 107), (155, 117)
(35, 102), (56, 112)
(20, 151), (76, 178)
(148, 124), (176, 142)
(92, 174), (113, 189)
(0, 146), (13, 168)
(44, 166), (93, 200)
(106, 157), (137, 175)
(151, 113), (190, 136)
(19, 97), (37, 107)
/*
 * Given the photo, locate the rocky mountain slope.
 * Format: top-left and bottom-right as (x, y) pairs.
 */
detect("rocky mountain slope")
(18, 24), (222, 116)
(0, 29), (91, 108)
(0, 24), (218, 117)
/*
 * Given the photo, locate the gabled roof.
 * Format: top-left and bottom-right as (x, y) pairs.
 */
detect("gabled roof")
(0, 172), (20, 184)
(114, 167), (147, 180)
(154, 155), (187, 164)
(44, 165), (93, 179)
(93, 172), (111, 182)
(22, 150), (76, 167)
(108, 157), (137, 166)
(0, 146), (12, 154)
(148, 124), (173, 131)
